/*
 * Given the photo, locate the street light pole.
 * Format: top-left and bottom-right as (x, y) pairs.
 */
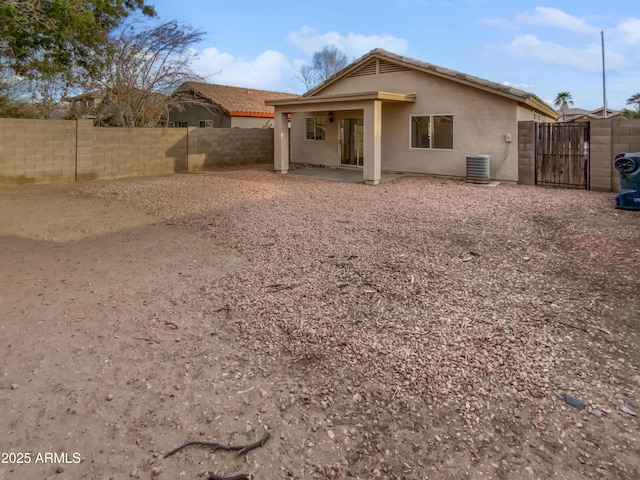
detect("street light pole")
(602, 30), (608, 119)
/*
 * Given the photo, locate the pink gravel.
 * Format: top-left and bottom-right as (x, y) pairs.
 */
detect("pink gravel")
(81, 167), (638, 421)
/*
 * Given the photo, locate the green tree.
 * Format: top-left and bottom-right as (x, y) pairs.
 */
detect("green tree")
(0, 96), (38, 118)
(626, 92), (640, 111)
(622, 109), (640, 119)
(297, 45), (349, 90)
(553, 91), (574, 121)
(0, 0), (156, 79)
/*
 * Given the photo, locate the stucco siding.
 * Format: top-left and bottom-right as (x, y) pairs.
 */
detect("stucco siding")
(290, 69), (521, 181)
(291, 111), (341, 166)
(168, 104), (230, 128)
(230, 116), (274, 128)
(517, 105), (535, 122)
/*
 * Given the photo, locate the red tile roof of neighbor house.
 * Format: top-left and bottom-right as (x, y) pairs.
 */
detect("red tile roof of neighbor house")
(178, 82), (298, 118)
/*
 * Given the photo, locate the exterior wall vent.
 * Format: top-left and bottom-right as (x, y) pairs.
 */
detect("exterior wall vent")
(466, 154), (490, 184)
(349, 60), (377, 77)
(378, 59), (411, 74)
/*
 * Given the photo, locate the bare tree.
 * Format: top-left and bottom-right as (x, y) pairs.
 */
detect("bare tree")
(83, 21), (206, 127)
(297, 45), (348, 90)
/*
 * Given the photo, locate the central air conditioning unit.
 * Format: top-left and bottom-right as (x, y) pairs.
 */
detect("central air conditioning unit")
(466, 154), (490, 184)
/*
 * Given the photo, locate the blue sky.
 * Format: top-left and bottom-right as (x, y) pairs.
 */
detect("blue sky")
(145, 1), (639, 111)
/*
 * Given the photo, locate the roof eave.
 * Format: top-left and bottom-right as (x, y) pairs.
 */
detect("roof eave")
(524, 96), (559, 119)
(229, 111), (274, 118)
(266, 91), (416, 107)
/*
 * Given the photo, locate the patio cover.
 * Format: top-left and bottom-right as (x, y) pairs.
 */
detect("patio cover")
(265, 91), (416, 185)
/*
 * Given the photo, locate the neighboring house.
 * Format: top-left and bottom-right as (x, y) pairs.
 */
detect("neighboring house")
(266, 48), (558, 184)
(65, 89), (169, 127)
(169, 82), (298, 128)
(63, 91), (105, 120)
(559, 107), (623, 123)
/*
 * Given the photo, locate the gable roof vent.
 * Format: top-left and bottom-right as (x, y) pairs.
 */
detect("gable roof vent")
(349, 59), (377, 77)
(378, 59), (411, 74)
(466, 154), (490, 184)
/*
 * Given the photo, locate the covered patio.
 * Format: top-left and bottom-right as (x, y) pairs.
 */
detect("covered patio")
(265, 91), (415, 185)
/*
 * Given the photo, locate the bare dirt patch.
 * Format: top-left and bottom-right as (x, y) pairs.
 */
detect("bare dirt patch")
(1, 167), (639, 480)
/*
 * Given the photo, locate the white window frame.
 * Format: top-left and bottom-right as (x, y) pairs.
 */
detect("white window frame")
(305, 116), (326, 141)
(409, 114), (454, 150)
(198, 120), (214, 128)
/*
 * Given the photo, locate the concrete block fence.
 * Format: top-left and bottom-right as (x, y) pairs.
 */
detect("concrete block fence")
(518, 118), (640, 192)
(0, 119), (274, 185)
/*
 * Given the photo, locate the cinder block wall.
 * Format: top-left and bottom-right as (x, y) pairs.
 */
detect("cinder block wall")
(0, 119), (77, 184)
(610, 119), (640, 192)
(188, 128), (274, 171)
(87, 127), (188, 181)
(0, 119), (274, 185)
(518, 118), (640, 192)
(589, 119), (613, 192)
(517, 121), (535, 185)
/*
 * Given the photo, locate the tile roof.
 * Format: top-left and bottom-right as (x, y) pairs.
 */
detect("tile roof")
(304, 49), (558, 119)
(556, 106), (623, 122)
(178, 82), (298, 117)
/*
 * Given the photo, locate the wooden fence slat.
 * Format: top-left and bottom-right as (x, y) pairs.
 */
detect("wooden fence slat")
(535, 122), (589, 189)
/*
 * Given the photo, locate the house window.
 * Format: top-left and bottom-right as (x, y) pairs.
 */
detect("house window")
(305, 116), (326, 140)
(410, 115), (453, 149)
(198, 120), (214, 128)
(172, 121), (188, 128)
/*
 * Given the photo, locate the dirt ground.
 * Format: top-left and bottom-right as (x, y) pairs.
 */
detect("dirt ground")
(0, 166), (639, 480)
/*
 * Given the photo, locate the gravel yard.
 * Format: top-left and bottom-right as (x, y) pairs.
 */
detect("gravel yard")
(1, 165), (639, 479)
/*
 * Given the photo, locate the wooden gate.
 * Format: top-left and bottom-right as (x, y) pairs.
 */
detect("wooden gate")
(535, 122), (590, 189)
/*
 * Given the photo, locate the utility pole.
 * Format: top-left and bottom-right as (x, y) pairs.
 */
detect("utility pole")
(602, 30), (608, 118)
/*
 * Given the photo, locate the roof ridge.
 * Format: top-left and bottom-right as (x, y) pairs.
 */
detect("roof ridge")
(178, 81), (297, 116)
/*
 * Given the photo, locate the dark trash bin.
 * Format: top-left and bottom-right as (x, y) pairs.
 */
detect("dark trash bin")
(614, 152), (640, 210)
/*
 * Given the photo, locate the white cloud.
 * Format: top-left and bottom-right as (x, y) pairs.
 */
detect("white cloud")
(515, 7), (599, 36)
(191, 48), (303, 93)
(501, 80), (535, 90)
(481, 17), (518, 30)
(615, 18), (640, 46)
(287, 26), (408, 58)
(503, 34), (629, 72)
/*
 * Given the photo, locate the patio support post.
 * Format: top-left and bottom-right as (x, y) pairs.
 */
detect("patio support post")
(363, 100), (382, 185)
(274, 109), (289, 174)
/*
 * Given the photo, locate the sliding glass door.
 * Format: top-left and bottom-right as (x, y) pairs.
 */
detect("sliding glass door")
(340, 117), (364, 166)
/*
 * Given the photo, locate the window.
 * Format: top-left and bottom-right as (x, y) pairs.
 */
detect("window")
(305, 116), (326, 140)
(173, 121), (188, 128)
(410, 115), (453, 149)
(198, 120), (214, 128)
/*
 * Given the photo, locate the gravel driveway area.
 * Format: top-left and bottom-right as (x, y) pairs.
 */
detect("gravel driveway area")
(1, 165), (639, 480)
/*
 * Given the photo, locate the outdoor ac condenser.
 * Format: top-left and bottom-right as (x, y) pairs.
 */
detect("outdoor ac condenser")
(466, 154), (490, 184)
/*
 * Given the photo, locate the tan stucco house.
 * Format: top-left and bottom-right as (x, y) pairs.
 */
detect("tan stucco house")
(266, 49), (558, 184)
(169, 82), (298, 129)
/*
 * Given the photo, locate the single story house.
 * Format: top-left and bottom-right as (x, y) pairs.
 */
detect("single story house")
(266, 49), (558, 184)
(558, 107), (623, 123)
(169, 82), (298, 128)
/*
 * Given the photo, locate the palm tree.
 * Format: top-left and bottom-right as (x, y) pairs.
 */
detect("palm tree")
(622, 109), (640, 119)
(554, 91), (574, 121)
(626, 93), (640, 111)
